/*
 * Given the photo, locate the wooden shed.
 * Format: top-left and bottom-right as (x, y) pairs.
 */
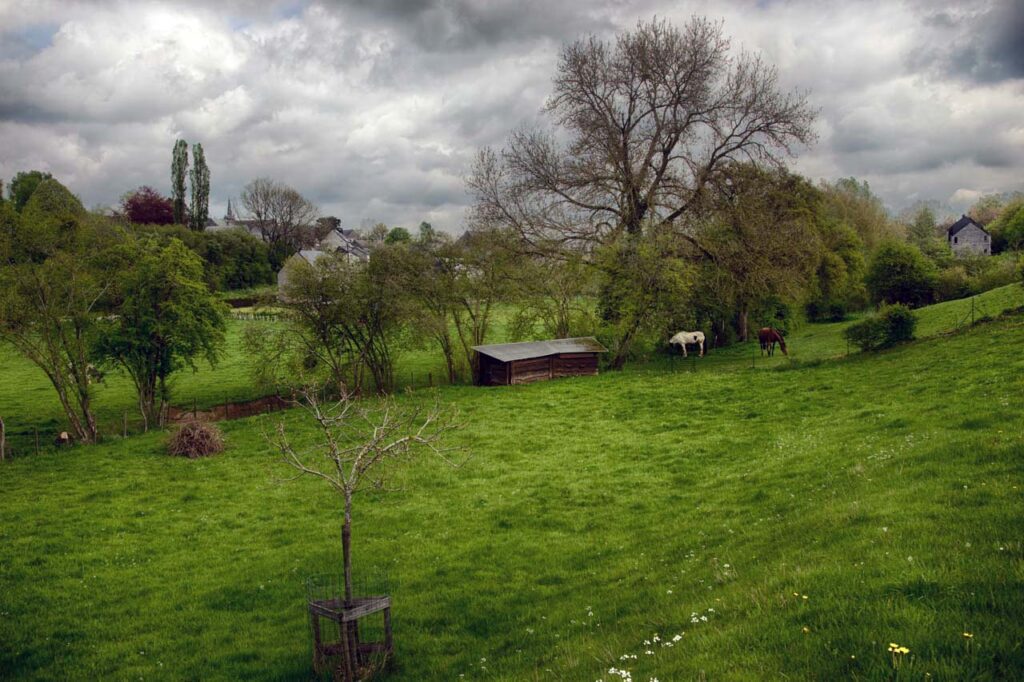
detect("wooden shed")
(473, 337), (608, 386)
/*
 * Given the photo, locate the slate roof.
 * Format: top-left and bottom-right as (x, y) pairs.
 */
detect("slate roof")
(947, 215), (988, 238)
(472, 337), (608, 362)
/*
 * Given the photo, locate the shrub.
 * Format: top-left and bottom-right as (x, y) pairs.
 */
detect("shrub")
(167, 419), (224, 458)
(1018, 255), (1024, 285)
(844, 304), (917, 351)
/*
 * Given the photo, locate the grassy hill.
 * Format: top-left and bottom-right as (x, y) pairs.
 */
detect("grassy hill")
(1, 288), (1022, 680)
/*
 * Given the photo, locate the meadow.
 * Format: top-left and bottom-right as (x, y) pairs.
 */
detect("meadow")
(1, 285), (1023, 680)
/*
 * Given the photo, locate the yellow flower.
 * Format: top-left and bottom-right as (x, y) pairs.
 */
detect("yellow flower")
(802, 626), (810, 633)
(889, 642), (899, 649)
(963, 632), (974, 639)
(898, 647), (909, 654)
(793, 592), (799, 597)
(802, 595), (809, 600)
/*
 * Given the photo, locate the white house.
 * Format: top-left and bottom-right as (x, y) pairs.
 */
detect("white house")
(276, 249), (327, 292)
(318, 227), (370, 262)
(947, 215), (991, 257)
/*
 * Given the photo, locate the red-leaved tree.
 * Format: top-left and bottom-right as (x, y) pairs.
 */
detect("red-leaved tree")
(121, 186), (175, 225)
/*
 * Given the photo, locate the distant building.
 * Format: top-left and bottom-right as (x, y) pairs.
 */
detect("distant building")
(276, 249), (327, 292)
(206, 200), (263, 238)
(947, 215), (990, 257)
(318, 227), (370, 262)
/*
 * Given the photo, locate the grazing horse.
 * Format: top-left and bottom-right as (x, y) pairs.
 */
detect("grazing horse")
(669, 331), (705, 358)
(758, 327), (787, 356)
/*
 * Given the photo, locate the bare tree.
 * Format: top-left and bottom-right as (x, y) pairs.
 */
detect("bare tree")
(269, 387), (461, 603)
(240, 177), (320, 250)
(468, 18), (815, 366)
(468, 17), (815, 253)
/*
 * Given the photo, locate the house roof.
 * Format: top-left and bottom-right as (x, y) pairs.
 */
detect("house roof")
(297, 249), (326, 263)
(947, 215), (988, 237)
(472, 337), (608, 362)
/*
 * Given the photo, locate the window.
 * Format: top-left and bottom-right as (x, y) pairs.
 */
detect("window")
(954, 237), (958, 244)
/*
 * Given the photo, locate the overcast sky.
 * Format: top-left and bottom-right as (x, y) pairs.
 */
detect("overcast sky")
(1, 0), (1022, 231)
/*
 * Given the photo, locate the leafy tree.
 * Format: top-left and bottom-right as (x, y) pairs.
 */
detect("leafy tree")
(509, 252), (598, 341)
(987, 199), (1024, 253)
(385, 226), (411, 244)
(805, 224), (867, 321)
(365, 222), (389, 246)
(171, 140), (189, 224)
(94, 237), (227, 430)
(0, 179), (113, 443)
(189, 143), (210, 231)
(906, 205), (951, 264)
(121, 186), (174, 225)
(469, 17), (815, 361)
(276, 251), (406, 394)
(130, 223), (274, 291)
(417, 221), (437, 244)
(8, 170), (53, 212)
(596, 230), (693, 367)
(697, 164), (822, 340)
(818, 178), (899, 251)
(865, 240), (936, 308)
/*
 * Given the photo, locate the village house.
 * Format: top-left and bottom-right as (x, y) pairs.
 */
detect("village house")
(947, 215), (991, 257)
(318, 226), (371, 263)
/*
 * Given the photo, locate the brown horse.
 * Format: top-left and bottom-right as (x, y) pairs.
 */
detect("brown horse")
(758, 327), (787, 356)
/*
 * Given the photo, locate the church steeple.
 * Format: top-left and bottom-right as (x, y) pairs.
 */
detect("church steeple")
(225, 199), (236, 221)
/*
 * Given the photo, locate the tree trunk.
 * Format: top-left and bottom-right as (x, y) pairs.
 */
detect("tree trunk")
(739, 307), (749, 342)
(342, 493), (353, 604)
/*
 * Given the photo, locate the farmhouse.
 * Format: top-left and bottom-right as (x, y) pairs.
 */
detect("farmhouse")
(947, 215), (990, 257)
(473, 337), (607, 386)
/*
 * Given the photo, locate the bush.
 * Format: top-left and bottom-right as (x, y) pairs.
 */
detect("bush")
(1018, 255), (1024, 285)
(167, 419), (224, 458)
(844, 304), (917, 351)
(132, 224), (274, 291)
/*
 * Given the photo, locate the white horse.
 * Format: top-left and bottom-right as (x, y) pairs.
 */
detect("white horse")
(669, 331), (705, 357)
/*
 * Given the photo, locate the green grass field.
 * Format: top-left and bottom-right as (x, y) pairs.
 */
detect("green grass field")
(1, 285), (1023, 680)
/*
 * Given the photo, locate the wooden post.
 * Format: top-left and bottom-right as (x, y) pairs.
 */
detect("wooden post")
(428, 372), (433, 387)
(34, 427), (39, 455)
(192, 398), (197, 419)
(0, 415), (5, 462)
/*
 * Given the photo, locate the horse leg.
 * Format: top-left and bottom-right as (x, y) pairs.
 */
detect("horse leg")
(699, 340), (704, 357)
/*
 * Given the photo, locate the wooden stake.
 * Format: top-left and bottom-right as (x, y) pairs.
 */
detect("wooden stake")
(0, 415), (6, 462)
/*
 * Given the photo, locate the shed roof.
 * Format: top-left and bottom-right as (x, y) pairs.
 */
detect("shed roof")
(472, 337), (608, 362)
(947, 215), (987, 237)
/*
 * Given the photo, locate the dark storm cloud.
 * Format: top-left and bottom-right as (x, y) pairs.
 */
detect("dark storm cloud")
(0, 0), (1022, 226)
(910, 0), (1024, 83)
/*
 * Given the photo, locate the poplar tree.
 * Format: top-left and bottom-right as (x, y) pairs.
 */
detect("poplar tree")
(171, 139), (189, 224)
(189, 142), (210, 231)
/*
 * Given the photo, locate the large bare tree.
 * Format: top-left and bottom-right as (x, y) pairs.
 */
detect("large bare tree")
(468, 17), (816, 254)
(468, 17), (815, 366)
(240, 177), (320, 251)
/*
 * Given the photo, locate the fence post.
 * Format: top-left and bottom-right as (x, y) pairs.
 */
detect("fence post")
(429, 372), (433, 387)
(751, 345), (755, 369)
(193, 398), (197, 419)
(0, 416), (5, 462)
(34, 427), (39, 455)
